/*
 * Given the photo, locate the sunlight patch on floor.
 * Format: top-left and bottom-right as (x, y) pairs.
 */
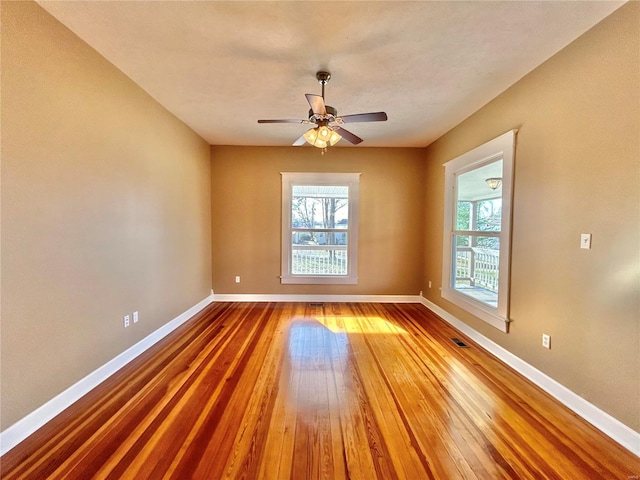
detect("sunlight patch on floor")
(313, 316), (408, 335)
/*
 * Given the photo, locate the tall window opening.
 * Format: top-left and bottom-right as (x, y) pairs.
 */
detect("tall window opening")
(442, 131), (516, 332)
(281, 172), (359, 284)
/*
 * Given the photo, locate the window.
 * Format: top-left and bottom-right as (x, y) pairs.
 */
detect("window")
(281, 172), (360, 284)
(441, 131), (516, 332)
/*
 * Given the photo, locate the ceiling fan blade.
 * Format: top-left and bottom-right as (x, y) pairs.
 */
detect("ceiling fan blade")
(335, 127), (363, 145)
(293, 134), (307, 146)
(339, 112), (388, 123)
(305, 94), (326, 116)
(258, 119), (307, 124)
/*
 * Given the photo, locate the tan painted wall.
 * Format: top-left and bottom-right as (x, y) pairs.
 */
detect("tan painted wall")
(211, 146), (424, 295)
(1, 2), (212, 429)
(422, 2), (639, 431)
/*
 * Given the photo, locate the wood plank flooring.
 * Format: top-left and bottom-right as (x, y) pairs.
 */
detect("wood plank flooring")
(2, 302), (638, 479)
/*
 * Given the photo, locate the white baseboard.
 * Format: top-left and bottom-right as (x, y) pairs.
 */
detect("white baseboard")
(212, 293), (422, 303)
(0, 293), (214, 456)
(419, 297), (640, 457)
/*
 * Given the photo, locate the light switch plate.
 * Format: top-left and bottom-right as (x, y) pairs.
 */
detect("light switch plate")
(580, 233), (592, 249)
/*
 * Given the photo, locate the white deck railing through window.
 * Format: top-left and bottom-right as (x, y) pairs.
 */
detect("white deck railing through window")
(292, 247), (347, 275)
(455, 247), (499, 292)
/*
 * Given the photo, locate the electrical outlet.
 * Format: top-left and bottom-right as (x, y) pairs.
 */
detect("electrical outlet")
(542, 333), (551, 349)
(235, 275), (240, 283)
(124, 315), (130, 328)
(133, 311), (139, 324)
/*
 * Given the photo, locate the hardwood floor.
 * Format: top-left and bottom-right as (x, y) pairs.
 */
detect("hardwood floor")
(2, 302), (638, 479)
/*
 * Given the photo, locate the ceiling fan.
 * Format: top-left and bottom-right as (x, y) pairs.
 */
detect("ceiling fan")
(258, 71), (388, 152)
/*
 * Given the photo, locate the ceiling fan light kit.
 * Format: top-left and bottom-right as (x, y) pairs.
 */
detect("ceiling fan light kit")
(303, 124), (342, 149)
(258, 71), (388, 153)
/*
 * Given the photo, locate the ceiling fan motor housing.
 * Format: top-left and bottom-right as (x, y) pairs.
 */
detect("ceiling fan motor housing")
(309, 105), (337, 120)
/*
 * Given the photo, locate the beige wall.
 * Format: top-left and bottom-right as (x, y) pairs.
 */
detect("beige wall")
(1, 2), (212, 429)
(422, 2), (639, 431)
(211, 146), (424, 295)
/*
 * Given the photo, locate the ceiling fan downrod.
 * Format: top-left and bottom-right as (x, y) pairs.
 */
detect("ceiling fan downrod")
(316, 71), (331, 99)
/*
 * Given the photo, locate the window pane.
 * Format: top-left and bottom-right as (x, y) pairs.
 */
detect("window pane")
(456, 160), (503, 232)
(452, 235), (500, 307)
(292, 185), (348, 230)
(290, 184), (349, 276)
(456, 201), (472, 230)
(291, 248), (347, 275)
(476, 199), (502, 232)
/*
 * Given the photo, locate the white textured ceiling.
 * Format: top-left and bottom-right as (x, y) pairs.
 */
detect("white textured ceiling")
(38, 1), (624, 148)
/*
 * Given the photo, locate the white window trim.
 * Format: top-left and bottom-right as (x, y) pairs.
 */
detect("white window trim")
(441, 130), (516, 332)
(281, 172), (360, 285)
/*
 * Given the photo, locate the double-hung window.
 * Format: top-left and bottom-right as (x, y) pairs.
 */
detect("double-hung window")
(281, 172), (360, 284)
(441, 131), (516, 332)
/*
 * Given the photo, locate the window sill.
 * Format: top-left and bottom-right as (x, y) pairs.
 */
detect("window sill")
(441, 287), (509, 332)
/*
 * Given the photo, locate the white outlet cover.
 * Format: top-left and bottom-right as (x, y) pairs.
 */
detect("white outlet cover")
(542, 334), (551, 349)
(124, 315), (130, 328)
